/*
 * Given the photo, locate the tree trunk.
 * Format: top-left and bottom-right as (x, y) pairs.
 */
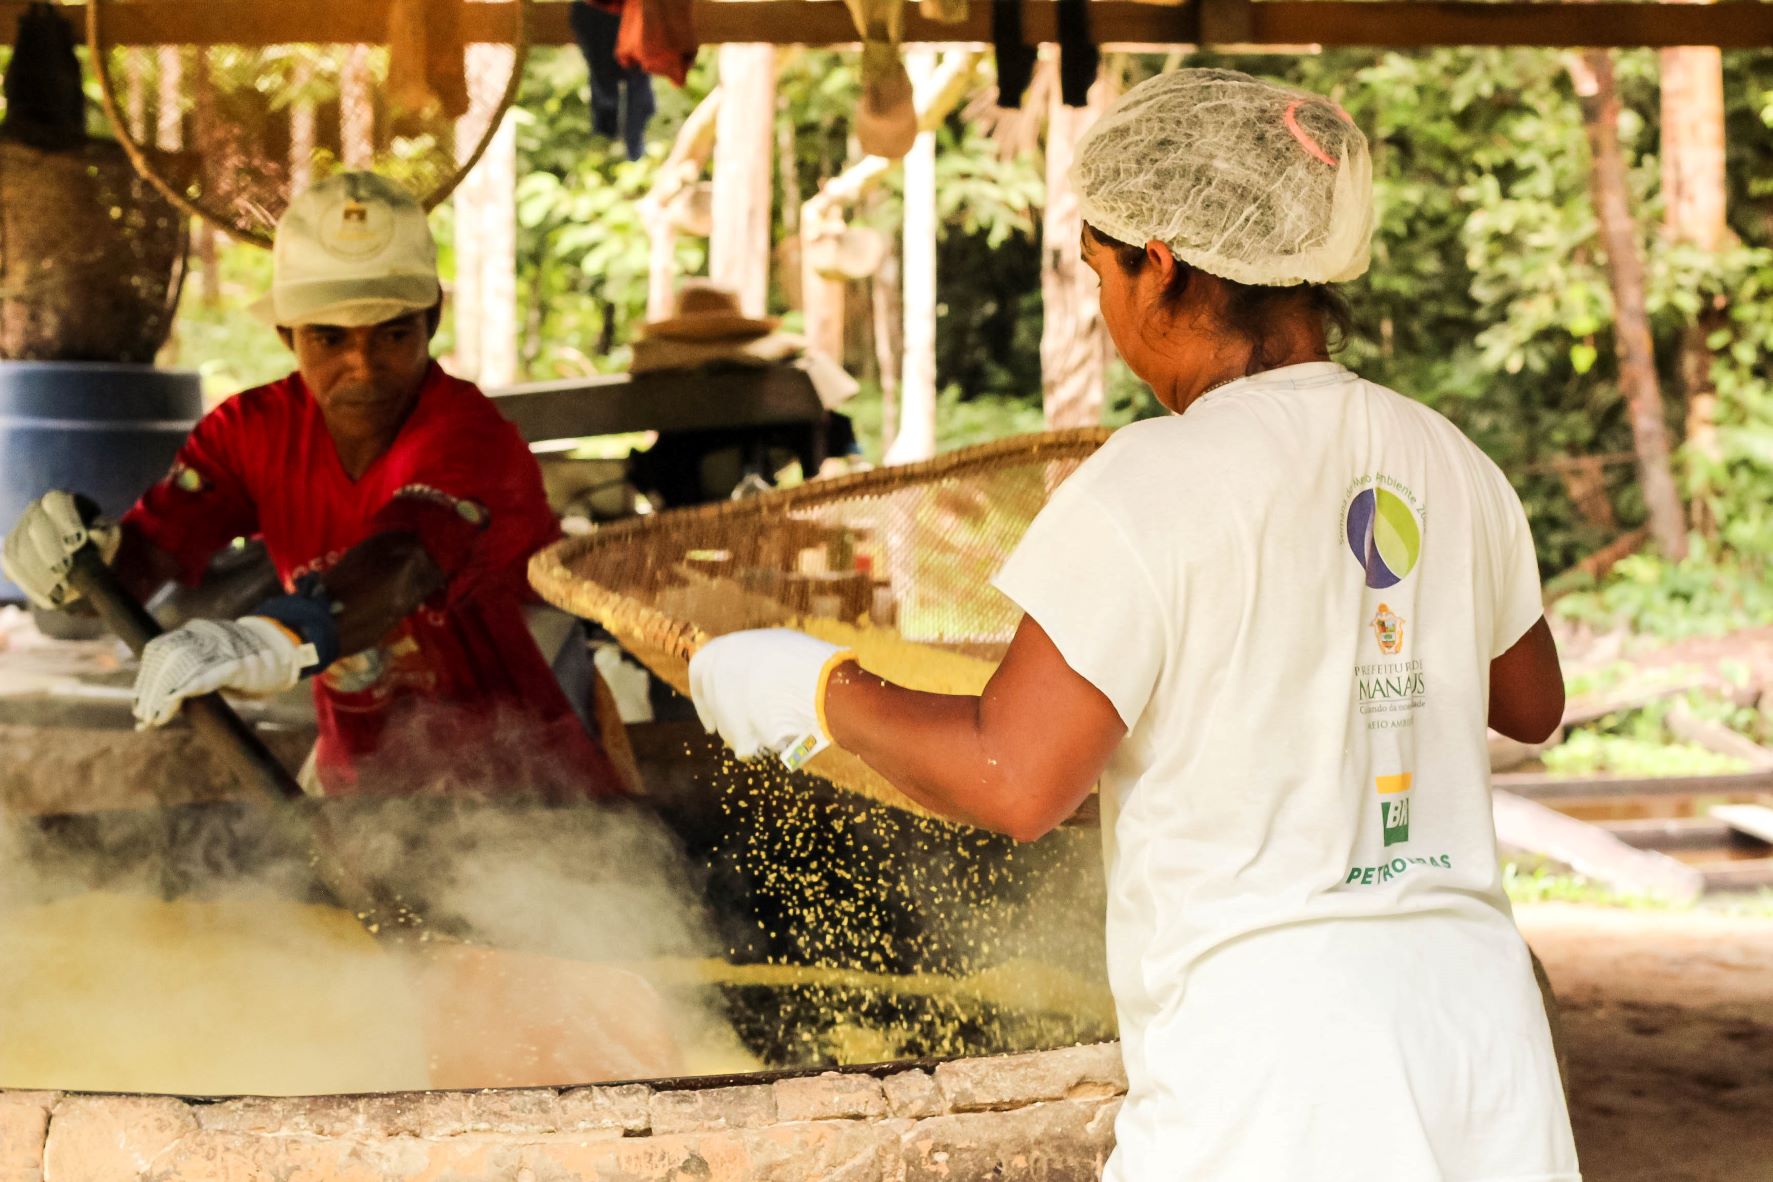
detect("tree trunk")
(1660, 26), (1728, 538)
(1040, 69), (1112, 428)
(711, 44), (777, 316)
(886, 49), (939, 465)
(1570, 49), (1688, 559)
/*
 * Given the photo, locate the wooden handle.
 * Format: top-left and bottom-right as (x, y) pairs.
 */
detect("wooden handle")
(65, 546), (419, 937)
(67, 547), (307, 804)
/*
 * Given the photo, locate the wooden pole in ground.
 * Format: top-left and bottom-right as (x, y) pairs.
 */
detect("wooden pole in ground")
(640, 88), (722, 320)
(711, 44), (778, 315)
(887, 48), (940, 465)
(798, 52), (978, 402)
(1040, 67), (1113, 428)
(1569, 49), (1688, 560)
(476, 109), (519, 386)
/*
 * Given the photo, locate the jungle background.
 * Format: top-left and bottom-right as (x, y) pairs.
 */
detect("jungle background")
(146, 43), (1773, 779)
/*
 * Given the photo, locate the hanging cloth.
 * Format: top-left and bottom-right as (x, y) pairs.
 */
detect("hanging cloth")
(600, 0), (699, 89)
(990, 0), (1037, 110)
(1056, 0), (1099, 107)
(572, 1), (655, 159)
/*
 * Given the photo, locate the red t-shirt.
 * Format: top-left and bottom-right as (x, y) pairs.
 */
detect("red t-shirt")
(124, 363), (626, 801)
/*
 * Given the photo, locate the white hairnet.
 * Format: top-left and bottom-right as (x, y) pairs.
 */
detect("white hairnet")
(1071, 68), (1373, 287)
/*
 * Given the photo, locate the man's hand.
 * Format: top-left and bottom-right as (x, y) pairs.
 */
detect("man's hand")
(2, 491), (118, 609)
(688, 629), (855, 762)
(133, 617), (311, 728)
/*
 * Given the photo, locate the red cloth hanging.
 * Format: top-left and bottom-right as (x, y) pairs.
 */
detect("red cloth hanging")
(590, 0), (698, 88)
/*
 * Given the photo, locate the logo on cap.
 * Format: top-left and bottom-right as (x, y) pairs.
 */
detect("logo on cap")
(317, 197), (396, 261)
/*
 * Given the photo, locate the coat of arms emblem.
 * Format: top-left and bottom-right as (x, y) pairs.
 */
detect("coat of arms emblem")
(1371, 603), (1404, 655)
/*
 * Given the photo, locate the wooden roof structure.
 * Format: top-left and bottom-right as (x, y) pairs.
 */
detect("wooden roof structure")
(13, 0), (1773, 50)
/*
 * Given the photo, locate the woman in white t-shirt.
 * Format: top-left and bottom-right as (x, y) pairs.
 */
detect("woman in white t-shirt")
(689, 68), (1580, 1181)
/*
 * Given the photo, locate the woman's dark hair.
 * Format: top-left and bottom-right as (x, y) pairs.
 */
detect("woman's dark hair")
(1085, 224), (1353, 374)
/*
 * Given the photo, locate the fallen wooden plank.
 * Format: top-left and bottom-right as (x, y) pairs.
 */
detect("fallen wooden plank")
(1709, 804), (1773, 847)
(1493, 790), (1704, 904)
(1668, 704), (1773, 772)
(1494, 769), (1773, 802)
(1599, 815), (1741, 854)
(1695, 859), (1773, 893)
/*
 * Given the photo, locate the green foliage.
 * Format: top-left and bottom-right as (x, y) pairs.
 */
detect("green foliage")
(1501, 862), (1691, 909)
(1541, 729), (1747, 777)
(506, 48), (716, 379)
(135, 41), (1773, 597)
(163, 239), (288, 398)
(1552, 545), (1773, 639)
(845, 382), (1047, 463)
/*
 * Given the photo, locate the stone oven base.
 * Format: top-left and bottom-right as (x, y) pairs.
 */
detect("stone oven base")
(1, 1043), (1126, 1181)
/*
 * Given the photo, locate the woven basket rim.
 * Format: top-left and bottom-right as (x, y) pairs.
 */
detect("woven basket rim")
(528, 426), (1115, 667)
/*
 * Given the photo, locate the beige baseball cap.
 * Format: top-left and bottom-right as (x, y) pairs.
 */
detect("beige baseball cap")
(250, 172), (442, 328)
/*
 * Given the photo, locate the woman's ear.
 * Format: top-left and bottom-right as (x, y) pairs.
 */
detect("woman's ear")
(1144, 240), (1178, 288)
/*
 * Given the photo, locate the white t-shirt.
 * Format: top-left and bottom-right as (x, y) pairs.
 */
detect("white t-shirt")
(993, 363), (1580, 1182)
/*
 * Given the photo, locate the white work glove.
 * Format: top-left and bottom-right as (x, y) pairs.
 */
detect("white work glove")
(133, 617), (311, 729)
(2, 491), (118, 609)
(688, 629), (855, 767)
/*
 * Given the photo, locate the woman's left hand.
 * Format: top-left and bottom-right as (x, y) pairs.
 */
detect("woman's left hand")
(688, 629), (855, 762)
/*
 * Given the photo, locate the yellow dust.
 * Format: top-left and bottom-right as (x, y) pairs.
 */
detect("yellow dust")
(0, 891), (428, 1095)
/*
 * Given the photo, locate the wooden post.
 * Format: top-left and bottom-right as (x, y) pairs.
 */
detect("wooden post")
(477, 109), (519, 386)
(155, 46), (181, 151)
(124, 50), (147, 141)
(1040, 69), (1112, 428)
(341, 44), (374, 167)
(1660, 15), (1728, 537)
(873, 241), (902, 449)
(289, 58), (316, 195)
(451, 41), (519, 383)
(711, 44), (778, 315)
(886, 48), (939, 465)
(1569, 49), (1688, 559)
(639, 88), (722, 320)
(799, 52), (976, 395)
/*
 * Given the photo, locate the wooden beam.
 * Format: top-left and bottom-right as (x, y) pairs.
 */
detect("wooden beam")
(1599, 815), (1742, 853)
(1495, 768), (1773, 802)
(34, 2), (1773, 50)
(1493, 790), (1705, 903)
(1695, 859), (1773, 892)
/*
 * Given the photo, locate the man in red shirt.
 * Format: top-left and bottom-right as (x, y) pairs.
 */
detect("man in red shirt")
(3, 172), (631, 801)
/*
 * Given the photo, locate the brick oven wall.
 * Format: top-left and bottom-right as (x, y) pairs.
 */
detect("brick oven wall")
(1, 1042), (1127, 1181)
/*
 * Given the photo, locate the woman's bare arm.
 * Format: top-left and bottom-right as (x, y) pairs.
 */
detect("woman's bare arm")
(1489, 616), (1564, 744)
(823, 614), (1125, 841)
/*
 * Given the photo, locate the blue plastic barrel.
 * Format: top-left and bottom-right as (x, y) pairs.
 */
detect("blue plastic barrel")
(0, 361), (201, 602)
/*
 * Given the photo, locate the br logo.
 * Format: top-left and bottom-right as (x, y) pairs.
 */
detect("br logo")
(1370, 603), (1404, 655)
(1376, 773), (1413, 846)
(1346, 486), (1421, 589)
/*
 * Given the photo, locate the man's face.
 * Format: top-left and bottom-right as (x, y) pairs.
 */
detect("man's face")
(282, 311), (433, 434)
